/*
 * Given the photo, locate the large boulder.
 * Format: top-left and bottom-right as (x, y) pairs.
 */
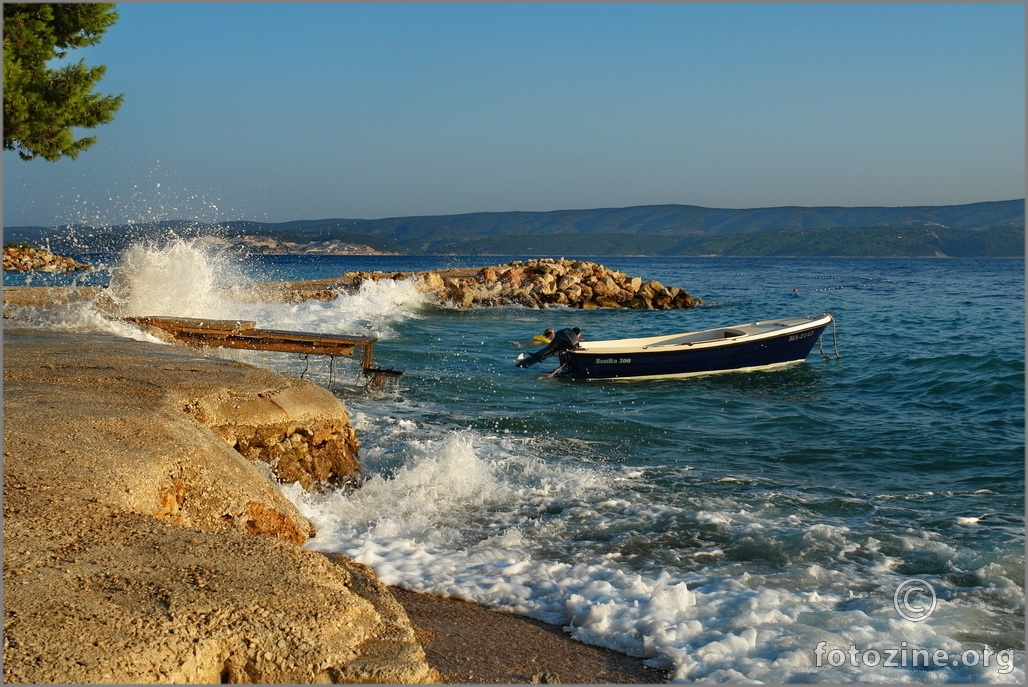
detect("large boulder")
(187, 384), (360, 491)
(2, 334), (435, 684)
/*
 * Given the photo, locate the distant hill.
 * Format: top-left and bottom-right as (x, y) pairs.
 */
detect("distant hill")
(5, 199), (1023, 257)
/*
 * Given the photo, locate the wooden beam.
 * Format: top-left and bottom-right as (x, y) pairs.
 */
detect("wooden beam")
(123, 316), (257, 332)
(171, 330), (360, 357)
(123, 316), (377, 364)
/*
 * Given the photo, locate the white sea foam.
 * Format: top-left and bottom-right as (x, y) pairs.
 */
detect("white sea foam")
(281, 427), (1025, 683)
(272, 277), (430, 338)
(105, 239), (246, 318)
(3, 299), (165, 342)
(956, 516), (983, 526)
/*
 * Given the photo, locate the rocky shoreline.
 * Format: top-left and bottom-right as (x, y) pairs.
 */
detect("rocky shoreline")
(1, 260), (694, 682)
(392, 258), (699, 310)
(2, 329), (663, 683)
(3, 245), (91, 273)
(2, 331), (435, 683)
(251, 257), (702, 310)
(3, 258), (700, 316)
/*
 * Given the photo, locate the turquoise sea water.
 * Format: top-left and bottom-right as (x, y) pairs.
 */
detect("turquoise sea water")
(7, 248), (1024, 682)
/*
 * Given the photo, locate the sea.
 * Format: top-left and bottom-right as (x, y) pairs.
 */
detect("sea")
(4, 241), (1024, 683)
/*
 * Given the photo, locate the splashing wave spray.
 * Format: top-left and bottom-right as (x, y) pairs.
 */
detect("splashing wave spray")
(8, 237), (432, 343)
(105, 238), (246, 319)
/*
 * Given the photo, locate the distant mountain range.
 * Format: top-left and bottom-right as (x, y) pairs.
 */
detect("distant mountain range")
(5, 199), (1024, 258)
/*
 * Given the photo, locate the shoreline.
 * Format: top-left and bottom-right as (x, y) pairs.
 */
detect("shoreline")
(390, 586), (664, 684)
(2, 328), (662, 683)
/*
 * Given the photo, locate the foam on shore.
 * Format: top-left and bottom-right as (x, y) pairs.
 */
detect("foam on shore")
(282, 427), (1024, 683)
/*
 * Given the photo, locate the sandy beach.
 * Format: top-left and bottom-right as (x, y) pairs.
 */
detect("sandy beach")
(391, 586), (664, 684)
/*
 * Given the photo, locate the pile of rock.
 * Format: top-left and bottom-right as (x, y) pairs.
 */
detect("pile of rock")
(3, 245), (91, 272)
(349, 258), (702, 310)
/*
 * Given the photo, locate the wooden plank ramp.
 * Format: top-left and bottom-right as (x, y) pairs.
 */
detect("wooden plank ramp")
(122, 317), (400, 381)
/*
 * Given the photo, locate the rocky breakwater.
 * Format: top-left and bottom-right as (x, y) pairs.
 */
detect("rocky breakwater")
(3, 245), (91, 273)
(2, 334), (435, 684)
(346, 258), (701, 310)
(4, 258), (699, 317)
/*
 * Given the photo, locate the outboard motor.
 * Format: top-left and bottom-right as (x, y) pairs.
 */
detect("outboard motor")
(515, 327), (582, 368)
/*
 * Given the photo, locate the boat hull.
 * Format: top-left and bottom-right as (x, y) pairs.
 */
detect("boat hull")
(557, 315), (832, 381)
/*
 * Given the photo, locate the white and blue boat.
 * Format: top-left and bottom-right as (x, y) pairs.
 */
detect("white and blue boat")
(553, 313), (835, 380)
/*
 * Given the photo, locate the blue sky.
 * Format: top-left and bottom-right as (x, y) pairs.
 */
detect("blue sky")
(3, 2), (1024, 227)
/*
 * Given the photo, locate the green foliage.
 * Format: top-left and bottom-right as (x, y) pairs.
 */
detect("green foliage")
(3, 3), (123, 161)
